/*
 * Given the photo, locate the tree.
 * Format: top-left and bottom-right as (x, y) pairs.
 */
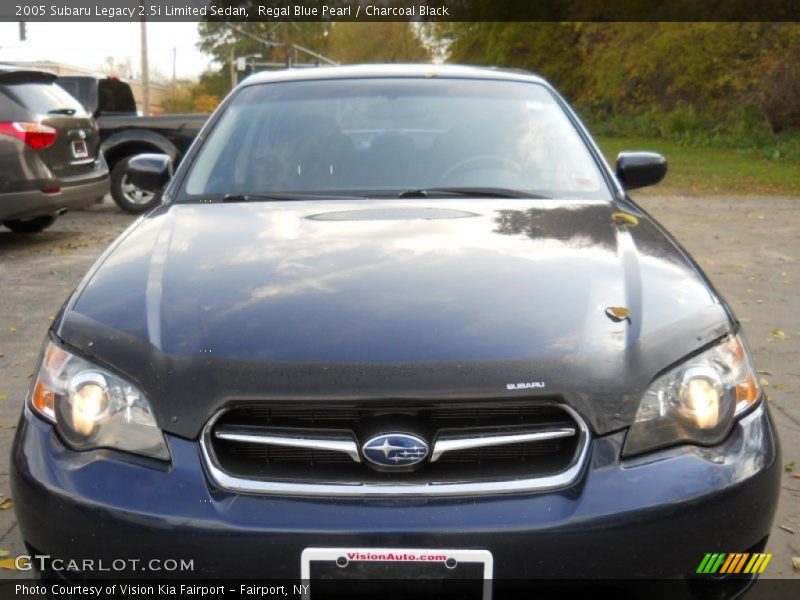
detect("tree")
(197, 22), (331, 71)
(193, 93), (220, 113)
(100, 56), (135, 79)
(164, 81), (194, 113)
(195, 22), (333, 98)
(164, 80), (222, 114)
(327, 23), (431, 63)
(432, 22), (800, 133)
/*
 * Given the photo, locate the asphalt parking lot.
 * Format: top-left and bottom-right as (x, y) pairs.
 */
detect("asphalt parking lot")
(0, 194), (797, 578)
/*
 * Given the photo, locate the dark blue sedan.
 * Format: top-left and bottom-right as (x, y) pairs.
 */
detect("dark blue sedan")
(12, 65), (779, 598)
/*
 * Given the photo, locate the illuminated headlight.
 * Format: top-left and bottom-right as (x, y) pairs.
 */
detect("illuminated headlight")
(30, 340), (169, 460)
(623, 334), (760, 457)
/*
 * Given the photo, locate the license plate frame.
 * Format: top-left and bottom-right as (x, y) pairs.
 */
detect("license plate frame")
(300, 547), (492, 599)
(71, 139), (88, 159)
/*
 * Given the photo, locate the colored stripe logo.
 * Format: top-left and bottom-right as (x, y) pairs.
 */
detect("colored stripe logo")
(696, 553), (772, 574)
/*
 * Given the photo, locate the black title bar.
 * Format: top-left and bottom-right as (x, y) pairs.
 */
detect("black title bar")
(4, 1), (800, 23)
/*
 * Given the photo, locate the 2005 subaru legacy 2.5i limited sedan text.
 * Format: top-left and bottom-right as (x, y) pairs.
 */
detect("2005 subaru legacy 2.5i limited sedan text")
(11, 66), (780, 598)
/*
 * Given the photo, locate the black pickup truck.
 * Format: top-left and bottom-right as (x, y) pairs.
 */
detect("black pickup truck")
(56, 76), (207, 213)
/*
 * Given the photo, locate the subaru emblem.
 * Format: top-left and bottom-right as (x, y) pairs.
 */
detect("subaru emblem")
(362, 433), (429, 468)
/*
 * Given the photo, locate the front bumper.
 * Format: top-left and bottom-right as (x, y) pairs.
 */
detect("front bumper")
(11, 402), (780, 582)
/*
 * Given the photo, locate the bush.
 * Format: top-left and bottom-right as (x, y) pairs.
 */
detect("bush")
(579, 105), (800, 161)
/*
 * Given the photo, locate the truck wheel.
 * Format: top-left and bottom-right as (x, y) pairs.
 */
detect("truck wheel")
(4, 215), (58, 233)
(111, 157), (160, 214)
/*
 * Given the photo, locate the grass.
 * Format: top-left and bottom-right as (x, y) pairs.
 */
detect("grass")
(596, 136), (800, 196)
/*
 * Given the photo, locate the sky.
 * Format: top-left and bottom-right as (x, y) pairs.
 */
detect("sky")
(0, 21), (212, 81)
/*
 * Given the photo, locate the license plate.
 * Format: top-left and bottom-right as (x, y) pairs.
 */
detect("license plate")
(71, 140), (88, 159)
(300, 547), (492, 599)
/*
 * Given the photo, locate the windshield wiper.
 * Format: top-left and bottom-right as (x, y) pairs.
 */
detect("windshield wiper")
(221, 192), (365, 203)
(396, 187), (550, 199)
(47, 108), (76, 115)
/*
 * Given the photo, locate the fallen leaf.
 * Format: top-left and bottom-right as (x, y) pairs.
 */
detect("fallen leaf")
(793, 557), (800, 572)
(785, 460), (797, 472)
(0, 424), (16, 430)
(758, 370), (773, 375)
(773, 384), (786, 391)
(0, 394), (6, 401)
(605, 306), (631, 322)
(792, 473), (800, 479)
(0, 499), (12, 510)
(0, 558), (17, 571)
(771, 329), (791, 341)
(760, 377), (769, 387)
(611, 212), (639, 227)
(7, 327), (15, 333)
(0, 550), (9, 558)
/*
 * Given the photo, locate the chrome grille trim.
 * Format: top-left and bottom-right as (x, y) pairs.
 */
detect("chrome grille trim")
(214, 425), (361, 463)
(200, 404), (591, 497)
(430, 427), (577, 462)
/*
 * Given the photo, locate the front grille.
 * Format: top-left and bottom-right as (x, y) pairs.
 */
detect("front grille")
(230, 443), (352, 464)
(217, 403), (568, 429)
(203, 401), (589, 496)
(437, 439), (566, 463)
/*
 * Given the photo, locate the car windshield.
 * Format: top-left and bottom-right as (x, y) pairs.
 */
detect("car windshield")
(180, 78), (609, 200)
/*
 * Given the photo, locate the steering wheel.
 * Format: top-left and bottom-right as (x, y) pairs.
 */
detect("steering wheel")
(439, 155), (523, 185)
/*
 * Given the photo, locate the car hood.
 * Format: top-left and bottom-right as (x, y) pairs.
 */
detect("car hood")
(58, 199), (732, 439)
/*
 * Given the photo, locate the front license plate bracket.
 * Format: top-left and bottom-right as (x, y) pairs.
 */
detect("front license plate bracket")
(300, 547), (493, 599)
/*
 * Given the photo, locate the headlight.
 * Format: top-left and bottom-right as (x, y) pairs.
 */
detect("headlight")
(623, 334), (760, 457)
(30, 340), (169, 460)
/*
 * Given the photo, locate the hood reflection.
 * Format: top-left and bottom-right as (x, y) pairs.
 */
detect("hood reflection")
(494, 204), (616, 250)
(72, 199), (720, 365)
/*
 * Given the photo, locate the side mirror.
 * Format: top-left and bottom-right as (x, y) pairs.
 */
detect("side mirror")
(615, 152), (667, 190)
(127, 153), (172, 193)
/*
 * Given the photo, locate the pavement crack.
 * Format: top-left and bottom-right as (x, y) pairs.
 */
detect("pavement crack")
(0, 521), (17, 544)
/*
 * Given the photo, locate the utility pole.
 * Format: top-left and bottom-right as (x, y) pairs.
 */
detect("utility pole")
(282, 23), (291, 68)
(18, 21), (26, 41)
(139, 1), (150, 116)
(171, 47), (177, 86)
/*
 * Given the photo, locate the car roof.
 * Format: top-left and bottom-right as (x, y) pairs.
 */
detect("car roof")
(241, 64), (548, 87)
(0, 65), (57, 84)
